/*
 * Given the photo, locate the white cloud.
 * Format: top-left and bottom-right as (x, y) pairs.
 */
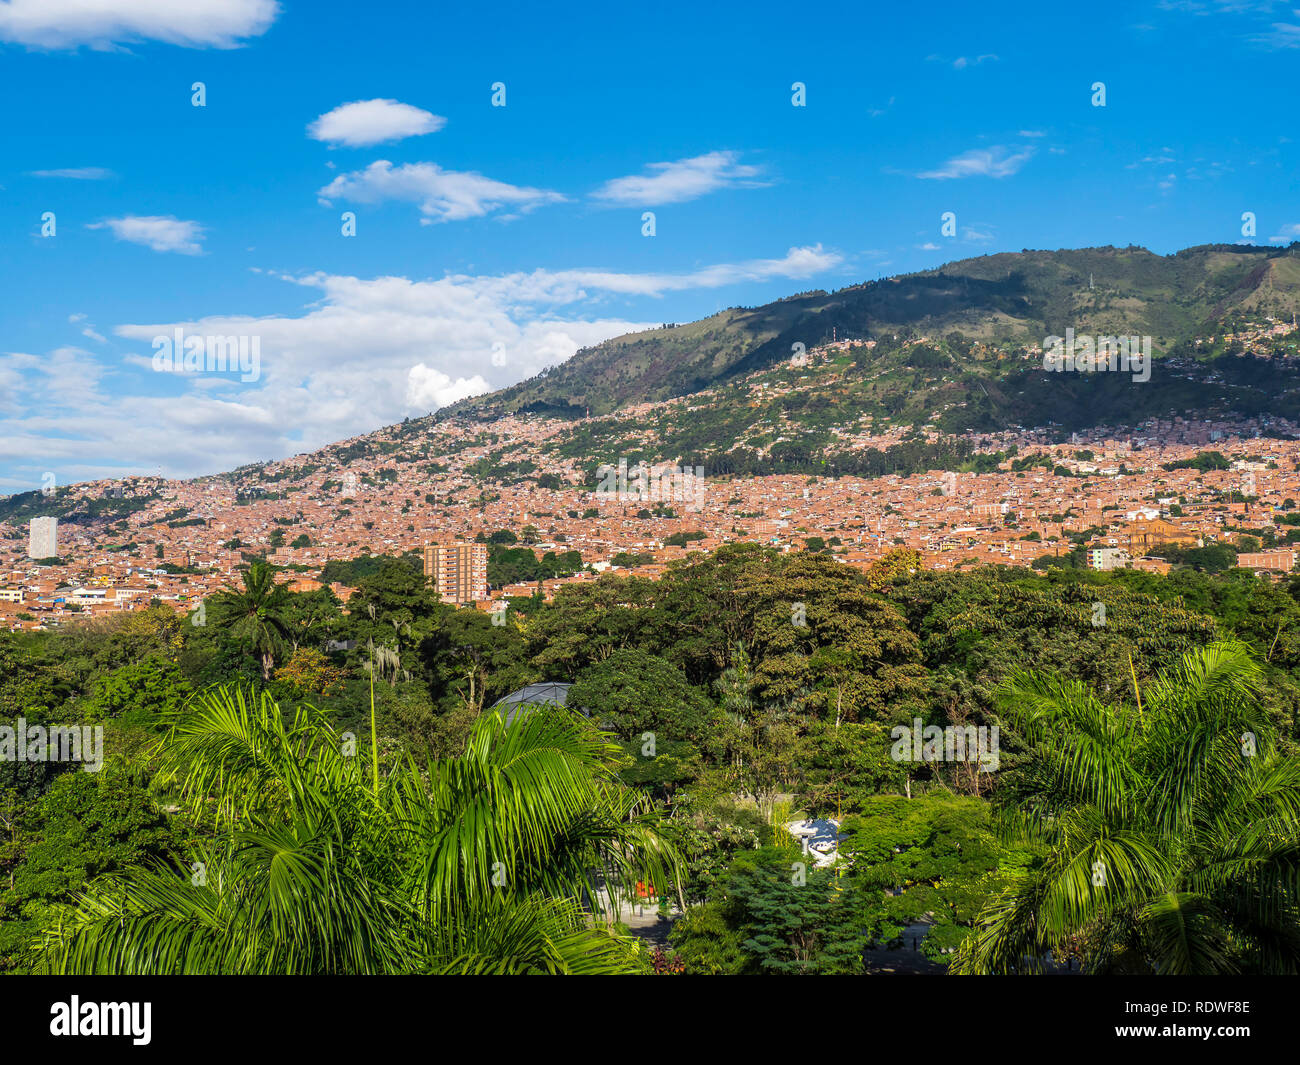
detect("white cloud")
(495, 244), (844, 298)
(1162, 1), (1300, 50)
(308, 99), (446, 147)
(406, 365), (490, 409)
(68, 312), (110, 343)
(2, 346), (106, 411)
(929, 53), (998, 69)
(318, 160), (566, 223)
(918, 145), (1035, 180)
(951, 53), (998, 69)
(592, 151), (767, 206)
(29, 166), (115, 179)
(88, 215), (204, 254)
(1253, 21), (1300, 47)
(95, 275), (659, 474)
(3, 245), (842, 484)
(0, 0), (278, 50)
(1269, 222), (1300, 243)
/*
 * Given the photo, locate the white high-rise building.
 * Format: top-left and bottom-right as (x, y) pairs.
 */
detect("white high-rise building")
(28, 516), (57, 559)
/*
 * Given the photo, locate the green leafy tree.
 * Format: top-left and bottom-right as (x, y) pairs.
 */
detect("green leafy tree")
(569, 648), (716, 742)
(82, 655), (193, 727)
(838, 794), (1027, 963)
(1, 771), (180, 973)
(208, 559), (292, 681)
(345, 557), (444, 685)
(673, 847), (865, 974)
(743, 553), (927, 725)
(526, 573), (658, 676)
(799, 719), (907, 817)
(428, 606), (531, 716)
(954, 641), (1300, 975)
(41, 686), (677, 975)
(712, 644), (802, 818)
(281, 586), (343, 653)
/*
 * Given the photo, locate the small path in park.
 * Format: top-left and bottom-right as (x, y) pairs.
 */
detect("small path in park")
(619, 903), (676, 949)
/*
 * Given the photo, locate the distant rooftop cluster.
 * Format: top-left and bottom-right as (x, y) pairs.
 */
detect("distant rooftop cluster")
(3, 350), (1300, 631)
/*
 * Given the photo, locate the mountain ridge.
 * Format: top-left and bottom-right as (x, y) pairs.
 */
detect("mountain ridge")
(445, 242), (1300, 421)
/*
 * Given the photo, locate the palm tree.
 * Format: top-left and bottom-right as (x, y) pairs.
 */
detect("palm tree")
(209, 558), (292, 681)
(952, 641), (1300, 975)
(41, 685), (676, 974)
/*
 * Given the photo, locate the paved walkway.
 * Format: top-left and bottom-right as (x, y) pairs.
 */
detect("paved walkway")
(620, 905), (676, 948)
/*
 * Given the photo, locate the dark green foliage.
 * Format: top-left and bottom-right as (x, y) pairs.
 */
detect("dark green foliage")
(671, 847), (866, 974)
(1163, 450), (1231, 472)
(838, 794), (1028, 958)
(319, 552), (411, 586)
(5, 526), (1300, 977)
(487, 544), (583, 587)
(82, 655), (193, 728)
(570, 649), (716, 742)
(0, 770), (182, 973)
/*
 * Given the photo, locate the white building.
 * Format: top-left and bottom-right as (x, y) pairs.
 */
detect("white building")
(28, 516), (58, 560)
(1087, 546), (1131, 572)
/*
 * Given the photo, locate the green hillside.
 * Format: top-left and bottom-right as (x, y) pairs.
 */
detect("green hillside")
(446, 243), (1300, 423)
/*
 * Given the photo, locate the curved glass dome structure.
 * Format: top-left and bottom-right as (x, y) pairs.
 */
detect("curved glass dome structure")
(488, 681), (580, 726)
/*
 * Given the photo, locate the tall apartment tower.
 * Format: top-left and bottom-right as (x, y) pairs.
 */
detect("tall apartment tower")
(422, 542), (488, 604)
(28, 516), (58, 559)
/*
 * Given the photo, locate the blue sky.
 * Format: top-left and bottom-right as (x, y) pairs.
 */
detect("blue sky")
(2, 0), (1298, 492)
